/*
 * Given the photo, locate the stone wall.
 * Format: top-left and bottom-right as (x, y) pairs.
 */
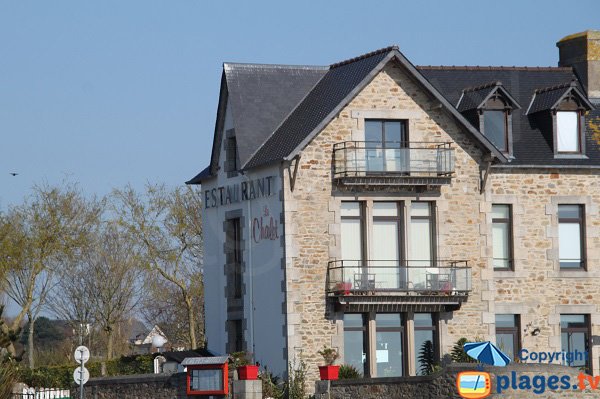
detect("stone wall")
(76, 373), (260, 399)
(75, 373), (185, 399)
(315, 364), (600, 399)
(484, 169), (600, 375)
(282, 51), (600, 391)
(282, 59), (490, 383)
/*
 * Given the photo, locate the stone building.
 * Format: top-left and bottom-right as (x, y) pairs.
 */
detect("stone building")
(188, 30), (600, 384)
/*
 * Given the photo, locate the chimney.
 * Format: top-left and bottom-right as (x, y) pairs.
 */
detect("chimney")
(557, 30), (600, 99)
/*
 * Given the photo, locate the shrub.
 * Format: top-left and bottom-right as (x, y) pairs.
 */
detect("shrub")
(450, 338), (477, 363)
(16, 353), (155, 388)
(259, 368), (284, 399)
(317, 346), (339, 366)
(285, 359), (307, 399)
(338, 364), (361, 379)
(418, 340), (438, 375)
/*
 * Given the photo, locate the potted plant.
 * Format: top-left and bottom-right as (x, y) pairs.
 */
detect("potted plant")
(317, 346), (340, 380)
(335, 280), (352, 295)
(230, 351), (260, 380)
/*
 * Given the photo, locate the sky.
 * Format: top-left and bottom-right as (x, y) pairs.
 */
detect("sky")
(1, 0), (600, 210)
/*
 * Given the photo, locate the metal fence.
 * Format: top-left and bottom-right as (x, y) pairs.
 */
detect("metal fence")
(12, 388), (71, 399)
(333, 141), (455, 177)
(327, 259), (471, 294)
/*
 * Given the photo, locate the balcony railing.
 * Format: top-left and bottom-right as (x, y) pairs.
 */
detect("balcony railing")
(332, 141), (455, 187)
(326, 260), (471, 296)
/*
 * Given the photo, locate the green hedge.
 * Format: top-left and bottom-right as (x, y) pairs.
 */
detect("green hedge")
(17, 354), (154, 388)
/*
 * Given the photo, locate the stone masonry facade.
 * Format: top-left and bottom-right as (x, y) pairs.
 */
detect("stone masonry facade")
(282, 58), (600, 387)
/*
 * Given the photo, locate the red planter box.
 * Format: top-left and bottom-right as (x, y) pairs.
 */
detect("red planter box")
(237, 365), (259, 380)
(318, 365), (340, 380)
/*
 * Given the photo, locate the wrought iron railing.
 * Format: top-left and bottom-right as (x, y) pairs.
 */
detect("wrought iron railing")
(327, 259), (471, 295)
(333, 141), (455, 178)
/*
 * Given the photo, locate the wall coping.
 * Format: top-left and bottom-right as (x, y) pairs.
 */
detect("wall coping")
(86, 372), (182, 386)
(329, 363), (586, 387)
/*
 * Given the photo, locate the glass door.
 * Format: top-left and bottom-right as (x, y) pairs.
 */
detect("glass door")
(371, 203), (402, 290)
(365, 120), (407, 173)
(341, 202), (363, 289)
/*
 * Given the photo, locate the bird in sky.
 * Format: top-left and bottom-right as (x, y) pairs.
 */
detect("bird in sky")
(9, 172), (18, 176)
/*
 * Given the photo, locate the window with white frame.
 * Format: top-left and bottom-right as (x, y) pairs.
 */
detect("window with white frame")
(558, 204), (585, 269)
(556, 111), (580, 153)
(492, 204), (513, 270)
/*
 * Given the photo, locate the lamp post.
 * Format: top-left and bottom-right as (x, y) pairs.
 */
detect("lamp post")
(152, 334), (167, 353)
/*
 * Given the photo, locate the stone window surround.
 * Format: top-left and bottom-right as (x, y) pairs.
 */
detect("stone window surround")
(546, 196), (599, 277)
(350, 109), (422, 141)
(339, 310), (438, 377)
(223, 209), (247, 353)
(485, 195), (527, 279)
(548, 304), (600, 375)
(330, 196), (438, 263)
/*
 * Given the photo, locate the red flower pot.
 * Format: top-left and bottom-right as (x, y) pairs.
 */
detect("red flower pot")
(237, 365), (259, 380)
(335, 282), (352, 295)
(318, 365), (340, 380)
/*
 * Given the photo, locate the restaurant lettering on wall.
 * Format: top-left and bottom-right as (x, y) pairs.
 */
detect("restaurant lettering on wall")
(253, 206), (279, 243)
(204, 176), (275, 209)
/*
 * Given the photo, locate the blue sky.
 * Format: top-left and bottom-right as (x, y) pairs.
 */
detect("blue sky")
(1, 0), (599, 208)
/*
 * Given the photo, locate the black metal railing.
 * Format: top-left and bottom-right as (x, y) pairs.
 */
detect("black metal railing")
(333, 141), (455, 178)
(327, 259), (471, 295)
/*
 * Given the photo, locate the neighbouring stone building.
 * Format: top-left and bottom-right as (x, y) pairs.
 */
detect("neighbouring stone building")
(188, 30), (600, 388)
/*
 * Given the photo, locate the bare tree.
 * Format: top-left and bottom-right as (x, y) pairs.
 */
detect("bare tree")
(47, 255), (97, 351)
(87, 224), (144, 360)
(140, 275), (204, 349)
(0, 183), (102, 366)
(112, 184), (204, 348)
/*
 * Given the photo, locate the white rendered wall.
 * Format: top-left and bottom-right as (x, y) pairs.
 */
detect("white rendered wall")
(201, 99), (287, 376)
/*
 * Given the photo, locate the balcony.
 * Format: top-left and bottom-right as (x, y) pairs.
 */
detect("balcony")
(332, 141), (455, 191)
(326, 260), (471, 312)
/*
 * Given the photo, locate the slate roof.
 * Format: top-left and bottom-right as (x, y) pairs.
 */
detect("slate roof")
(189, 50), (600, 184)
(526, 82), (594, 115)
(244, 47), (393, 170)
(456, 81), (521, 112)
(418, 66), (599, 166)
(224, 63), (327, 168)
(156, 348), (214, 363)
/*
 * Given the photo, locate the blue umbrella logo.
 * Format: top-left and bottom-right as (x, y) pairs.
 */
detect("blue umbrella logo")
(464, 341), (511, 366)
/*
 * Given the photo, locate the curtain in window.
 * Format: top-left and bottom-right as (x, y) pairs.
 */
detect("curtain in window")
(557, 112), (579, 152)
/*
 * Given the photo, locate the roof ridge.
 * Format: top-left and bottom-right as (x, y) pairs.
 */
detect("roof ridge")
(462, 81), (502, 93)
(224, 62), (328, 70)
(534, 80), (577, 94)
(417, 65), (573, 71)
(330, 45), (398, 68)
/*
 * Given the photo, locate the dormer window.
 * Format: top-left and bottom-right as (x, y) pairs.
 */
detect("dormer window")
(556, 111), (580, 153)
(483, 106), (509, 152)
(526, 82), (594, 158)
(456, 82), (520, 156)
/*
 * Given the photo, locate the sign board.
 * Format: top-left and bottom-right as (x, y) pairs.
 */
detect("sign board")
(182, 356), (229, 396)
(74, 346), (90, 364)
(73, 366), (90, 385)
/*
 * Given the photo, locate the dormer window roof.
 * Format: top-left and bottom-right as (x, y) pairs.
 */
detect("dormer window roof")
(526, 82), (595, 157)
(456, 81), (521, 112)
(457, 82), (521, 155)
(525, 81), (594, 115)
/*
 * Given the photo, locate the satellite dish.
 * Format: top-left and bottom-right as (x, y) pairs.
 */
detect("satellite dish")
(74, 346), (90, 364)
(152, 335), (167, 348)
(73, 366), (90, 385)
